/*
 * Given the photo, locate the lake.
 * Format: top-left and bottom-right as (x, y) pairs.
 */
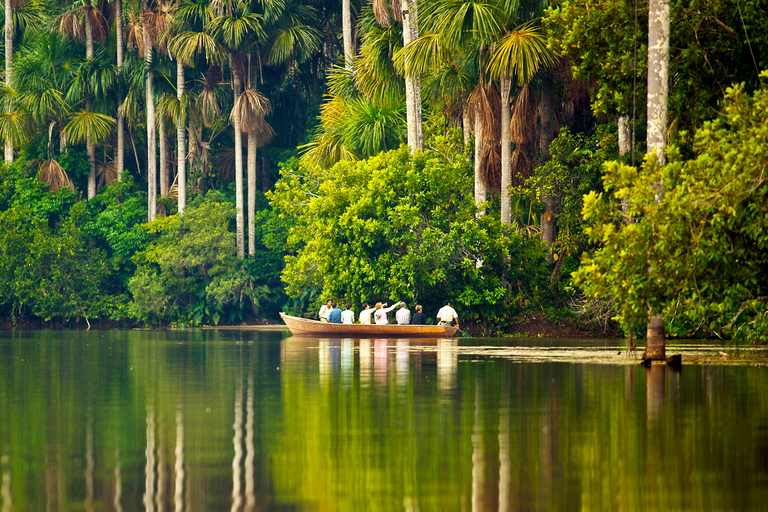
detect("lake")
(1, 329), (767, 511)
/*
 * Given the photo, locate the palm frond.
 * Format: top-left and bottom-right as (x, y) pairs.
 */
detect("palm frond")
(486, 21), (556, 84)
(64, 110), (116, 146)
(168, 31), (223, 65)
(38, 159), (74, 192)
(266, 25), (321, 66)
(0, 111), (33, 146)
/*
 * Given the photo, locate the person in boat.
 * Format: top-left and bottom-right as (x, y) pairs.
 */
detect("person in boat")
(412, 305), (426, 325)
(328, 302), (343, 323)
(395, 303), (411, 325)
(318, 300), (332, 322)
(358, 303), (373, 324)
(373, 301), (402, 325)
(341, 303), (354, 324)
(436, 300), (459, 329)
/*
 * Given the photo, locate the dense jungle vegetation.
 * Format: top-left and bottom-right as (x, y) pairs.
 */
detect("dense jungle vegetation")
(0, 0), (766, 339)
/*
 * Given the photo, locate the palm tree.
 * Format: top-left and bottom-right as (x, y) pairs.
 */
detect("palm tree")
(5, 0), (13, 162)
(373, 0), (422, 151)
(644, 0), (670, 360)
(486, 21), (555, 225)
(115, 0), (126, 180)
(208, 1), (266, 258)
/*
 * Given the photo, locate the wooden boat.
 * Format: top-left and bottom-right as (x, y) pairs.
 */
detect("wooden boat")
(279, 313), (458, 337)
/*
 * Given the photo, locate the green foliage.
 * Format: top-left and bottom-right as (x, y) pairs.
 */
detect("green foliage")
(12, 204), (120, 322)
(271, 142), (548, 326)
(574, 73), (768, 341)
(128, 193), (248, 325)
(546, 0), (768, 135)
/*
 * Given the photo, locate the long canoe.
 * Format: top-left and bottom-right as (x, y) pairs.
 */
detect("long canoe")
(280, 313), (458, 337)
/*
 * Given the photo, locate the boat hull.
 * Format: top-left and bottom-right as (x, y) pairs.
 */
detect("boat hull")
(280, 313), (458, 337)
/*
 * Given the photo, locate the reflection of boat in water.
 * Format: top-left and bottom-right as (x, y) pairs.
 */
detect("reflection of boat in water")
(280, 313), (458, 337)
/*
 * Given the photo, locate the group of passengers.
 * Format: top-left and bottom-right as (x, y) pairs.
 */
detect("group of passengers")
(318, 299), (459, 329)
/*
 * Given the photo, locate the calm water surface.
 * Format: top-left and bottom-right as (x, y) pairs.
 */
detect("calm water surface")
(1, 329), (767, 511)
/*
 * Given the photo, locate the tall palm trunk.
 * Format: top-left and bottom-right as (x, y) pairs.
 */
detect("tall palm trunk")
(645, 0), (670, 360)
(144, 0), (157, 221)
(159, 121), (168, 196)
(401, 0), (422, 152)
(247, 130), (256, 256)
(342, 0), (353, 69)
(500, 77), (512, 224)
(116, 0), (125, 181)
(231, 56), (245, 259)
(473, 114), (486, 214)
(176, 59), (186, 213)
(4, 0), (12, 162)
(85, 0), (96, 199)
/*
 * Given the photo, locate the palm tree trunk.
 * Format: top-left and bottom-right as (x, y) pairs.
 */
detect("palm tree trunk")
(4, 0), (12, 163)
(159, 121), (168, 196)
(84, 1), (94, 59)
(500, 77), (512, 224)
(247, 131), (256, 256)
(473, 114), (486, 214)
(87, 132), (96, 198)
(618, 115), (630, 156)
(176, 59), (186, 213)
(644, 0), (670, 360)
(231, 55), (245, 259)
(401, 0), (423, 152)
(342, 0), (353, 69)
(116, 0), (125, 181)
(144, 0), (157, 222)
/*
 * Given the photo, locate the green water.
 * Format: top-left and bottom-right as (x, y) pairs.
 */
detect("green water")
(1, 330), (767, 512)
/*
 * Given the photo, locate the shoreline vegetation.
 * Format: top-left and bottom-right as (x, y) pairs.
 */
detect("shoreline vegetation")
(0, 2), (766, 343)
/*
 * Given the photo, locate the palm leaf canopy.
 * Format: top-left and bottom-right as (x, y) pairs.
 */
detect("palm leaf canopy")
(168, 30), (223, 65)
(419, 0), (506, 49)
(64, 110), (115, 146)
(208, 11), (266, 51)
(0, 111), (33, 146)
(486, 21), (556, 84)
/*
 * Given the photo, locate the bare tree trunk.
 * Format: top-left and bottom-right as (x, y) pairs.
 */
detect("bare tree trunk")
(644, 0), (670, 360)
(401, 0), (423, 152)
(473, 114), (486, 214)
(247, 131), (256, 256)
(539, 74), (556, 259)
(87, 133), (96, 199)
(342, 0), (353, 69)
(4, 0), (12, 163)
(500, 77), (512, 225)
(116, 0), (124, 180)
(231, 56), (245, 258)
(144, 2), (157, 222)
(462, 107), (471, 147)
(176, 59), (186, 213)
(159, 121), (168, 196)
(618, 115), (630, 156)
(141, 0), (159, 212)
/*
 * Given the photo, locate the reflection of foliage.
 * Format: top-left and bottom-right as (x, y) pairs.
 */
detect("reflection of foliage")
(575, 75), (768, 340)
(271, 141), (548, 326)
(129, 193), (248, 325)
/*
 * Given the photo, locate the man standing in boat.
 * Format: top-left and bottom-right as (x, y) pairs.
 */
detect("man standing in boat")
(328, 302), (343, 323)
(373, 302), (402, 324)
(436, 300), (459, 329)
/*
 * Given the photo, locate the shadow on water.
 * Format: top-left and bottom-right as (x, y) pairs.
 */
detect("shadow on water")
(1, 330), (768, 511)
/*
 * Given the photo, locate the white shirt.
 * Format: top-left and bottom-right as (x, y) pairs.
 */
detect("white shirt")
(341, 309), (354, 324)
(395, 308), (411, 325)
(318, 304), (331, 321)
(358, 308), (373, 324)
(437, 305), (458, 323)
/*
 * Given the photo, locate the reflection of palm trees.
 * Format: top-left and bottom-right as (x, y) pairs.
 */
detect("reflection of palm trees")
(144, 404), (157, 512)
(472, 384), (485, 512)
(645, 364), (665, 423)
(231, 368), (243, 512)
(1, 453), (11, 512)
(174, 404), (185, 512)
(498, 395), (510, 512)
